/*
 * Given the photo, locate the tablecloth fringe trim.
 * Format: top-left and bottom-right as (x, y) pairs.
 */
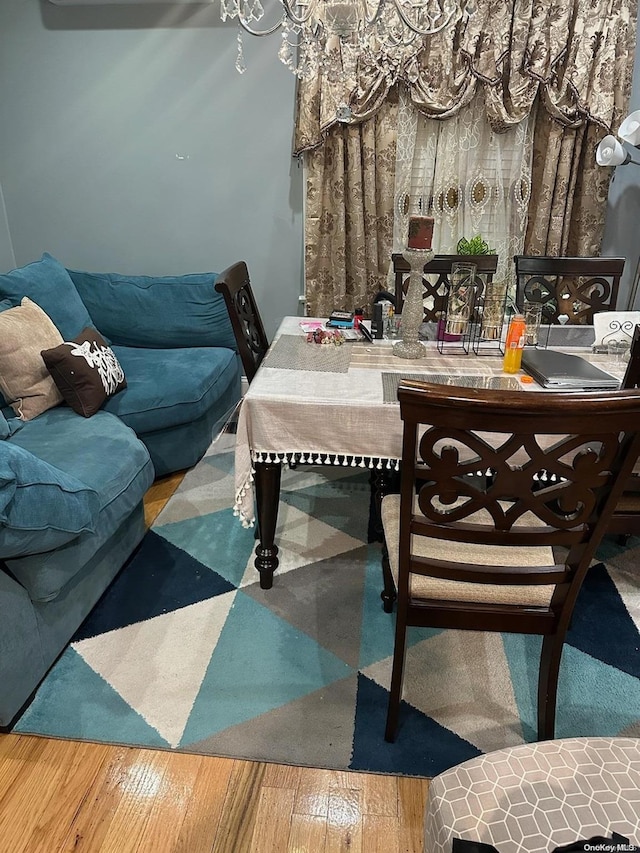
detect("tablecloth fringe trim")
(249, 451), (401, 470)
(234, 470), (255, 528)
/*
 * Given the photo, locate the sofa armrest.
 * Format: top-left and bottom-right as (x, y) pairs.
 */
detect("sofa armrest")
(67, 268), (238, 351)
(0, 441), (99, 560)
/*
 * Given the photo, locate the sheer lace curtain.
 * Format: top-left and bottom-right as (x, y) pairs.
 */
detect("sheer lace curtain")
(391, 88), (534, 289)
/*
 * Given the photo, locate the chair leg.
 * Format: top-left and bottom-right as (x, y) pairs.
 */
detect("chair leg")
(537, 632), (566, 741)
(380, 543), (397, 614)
(368, 467), (401, 543)
(385, 600), (409, 742)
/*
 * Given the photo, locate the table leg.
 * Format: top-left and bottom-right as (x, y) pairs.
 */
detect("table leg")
(254, 459), (282, 589)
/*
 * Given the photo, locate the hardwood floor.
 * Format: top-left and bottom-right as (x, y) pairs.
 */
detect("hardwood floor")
(0, 473), (429, 852)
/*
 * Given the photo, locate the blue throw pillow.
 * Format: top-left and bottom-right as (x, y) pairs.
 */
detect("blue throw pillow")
(0, 441), (100, 559)
(0, 253), (96, 340)
(67, 268), (237, 350)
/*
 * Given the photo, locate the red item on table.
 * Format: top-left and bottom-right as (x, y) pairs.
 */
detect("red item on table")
(407, 216), (434, 250)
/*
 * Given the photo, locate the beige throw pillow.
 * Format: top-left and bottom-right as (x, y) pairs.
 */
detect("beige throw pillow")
(0, 297), (64, 420)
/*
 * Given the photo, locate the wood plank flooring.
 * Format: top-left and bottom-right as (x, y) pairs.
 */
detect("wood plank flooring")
(0, 472), (429, 852)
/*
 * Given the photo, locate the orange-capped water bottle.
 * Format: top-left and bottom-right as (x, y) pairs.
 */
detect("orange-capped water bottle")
(503, 314), (526, 374)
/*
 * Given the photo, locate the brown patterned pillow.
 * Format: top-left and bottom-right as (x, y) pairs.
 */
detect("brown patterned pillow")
(41, 328), (127, 418)
(0, 297), (64, 420)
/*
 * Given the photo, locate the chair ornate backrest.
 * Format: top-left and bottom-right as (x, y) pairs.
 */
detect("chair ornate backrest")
(215, 261), (269, 384)
(382, 379), (640, 742)
(392, 253), (499, 321)
(514, 256), (625, 324)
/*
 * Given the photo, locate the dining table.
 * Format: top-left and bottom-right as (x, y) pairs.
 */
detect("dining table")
(234, 316), (625, 589)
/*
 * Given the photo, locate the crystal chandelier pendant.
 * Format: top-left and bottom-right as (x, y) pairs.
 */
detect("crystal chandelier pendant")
(235, 28), (247, 74)
(222, 0), (471, 109)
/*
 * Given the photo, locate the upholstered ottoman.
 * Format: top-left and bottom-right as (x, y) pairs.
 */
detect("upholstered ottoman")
(424, 738), (640, 853)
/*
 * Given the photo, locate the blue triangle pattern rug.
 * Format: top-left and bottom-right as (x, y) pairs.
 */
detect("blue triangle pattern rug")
(14, 429), (640, 778)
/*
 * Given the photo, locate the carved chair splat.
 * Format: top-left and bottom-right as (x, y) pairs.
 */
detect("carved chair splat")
(514, 255), (624, 325)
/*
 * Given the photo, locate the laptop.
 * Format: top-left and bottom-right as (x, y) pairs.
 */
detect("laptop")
(521, 348), (620, 390)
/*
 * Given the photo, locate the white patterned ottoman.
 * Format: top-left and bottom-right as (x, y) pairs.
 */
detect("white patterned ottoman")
(424, 738), (640, 853)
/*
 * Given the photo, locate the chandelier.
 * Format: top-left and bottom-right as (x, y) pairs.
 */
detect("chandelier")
(221, 0), (474, 104)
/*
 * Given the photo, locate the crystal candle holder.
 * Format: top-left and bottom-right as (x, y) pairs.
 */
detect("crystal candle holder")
(480, 280), (507, 341)
(445, 262), (476, 337)
(393, 247), (433, 359)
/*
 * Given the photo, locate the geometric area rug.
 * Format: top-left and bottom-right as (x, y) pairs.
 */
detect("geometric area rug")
(13, 429), (640, 779)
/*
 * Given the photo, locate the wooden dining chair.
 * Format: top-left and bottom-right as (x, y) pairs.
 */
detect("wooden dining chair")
(215, 261), (270, 383)
(392, 253), (499, 320)
(381, 379), (640, 743)
(215, 260), (390, 543)
(606, 323), (640, 539)
(514, 255), (625, 324)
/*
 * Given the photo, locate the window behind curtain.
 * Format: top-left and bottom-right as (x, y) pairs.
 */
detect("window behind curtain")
(392, 89), (536, 291)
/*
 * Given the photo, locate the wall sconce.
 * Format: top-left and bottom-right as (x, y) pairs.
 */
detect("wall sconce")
(596, 111), (640, 167)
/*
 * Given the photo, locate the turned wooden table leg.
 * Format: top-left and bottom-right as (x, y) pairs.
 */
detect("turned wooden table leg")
(253, 459), (282, 589)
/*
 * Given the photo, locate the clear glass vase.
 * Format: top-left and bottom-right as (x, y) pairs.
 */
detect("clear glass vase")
(445, 262), (476, 337)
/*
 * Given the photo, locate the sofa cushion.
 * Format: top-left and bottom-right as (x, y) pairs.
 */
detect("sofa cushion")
(67, 268), (237, 350)
(10, 407), (152, 512)
(6, 459), (153, 604)
(0, 298), (64, 420)
(42, 327), (127, 418)
(7, 407), (154, 601)
(0, 254), (96, 340)
(0, 440), (100, 561)
(0, 411), (8, 440)
(102, 345), (239, 434)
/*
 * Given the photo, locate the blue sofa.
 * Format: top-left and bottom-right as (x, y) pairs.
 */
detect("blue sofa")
(0, 254), (242, 726)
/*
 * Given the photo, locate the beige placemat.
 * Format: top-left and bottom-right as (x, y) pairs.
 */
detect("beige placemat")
(262, 335), (351, 373)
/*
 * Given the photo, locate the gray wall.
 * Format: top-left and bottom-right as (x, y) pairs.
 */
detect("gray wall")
(2, 2), (639, 324)
(0, 182), (16, 273)
(0, 0), (303, 340)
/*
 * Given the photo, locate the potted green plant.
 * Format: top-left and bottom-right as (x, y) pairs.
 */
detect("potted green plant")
(452, 234), (500, 292)
(456, 235), (494, 255)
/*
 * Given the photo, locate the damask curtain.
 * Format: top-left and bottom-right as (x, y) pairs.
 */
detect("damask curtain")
(295, 0), (636, 151)
(303, 92), (398, 318)
(526, 113), (614, 258)
(296, 0), (637, 316)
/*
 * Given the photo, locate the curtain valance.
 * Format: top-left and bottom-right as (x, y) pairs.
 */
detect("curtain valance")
(294, 0), (637, 154)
